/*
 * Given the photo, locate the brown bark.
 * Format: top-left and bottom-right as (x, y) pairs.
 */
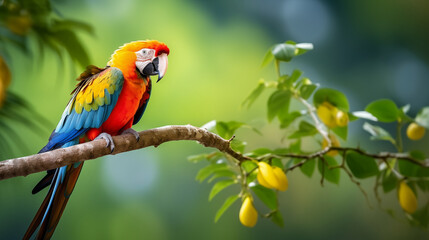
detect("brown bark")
(0, 125), (249, 181)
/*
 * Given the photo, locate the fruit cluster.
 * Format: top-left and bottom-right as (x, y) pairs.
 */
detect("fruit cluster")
(239, 162), (288, 227)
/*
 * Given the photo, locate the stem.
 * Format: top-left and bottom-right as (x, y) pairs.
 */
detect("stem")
(278, 146), (429, 170)
(275, 60), (281, 78)
(296, 96), (331, 145)
(396, 121), (403, 153)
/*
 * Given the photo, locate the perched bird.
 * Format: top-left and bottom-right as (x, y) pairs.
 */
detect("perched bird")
(23, 40), (170, 240)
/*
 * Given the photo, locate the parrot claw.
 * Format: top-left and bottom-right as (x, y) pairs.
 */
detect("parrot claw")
(121, 128), (140, 142)
(95, 132), (115, 153)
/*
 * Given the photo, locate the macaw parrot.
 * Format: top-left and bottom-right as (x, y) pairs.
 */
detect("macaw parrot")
(23, 40), (170, 240)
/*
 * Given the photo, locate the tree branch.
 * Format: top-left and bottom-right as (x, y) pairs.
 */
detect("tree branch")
(0, 125), (250, 181)
(268, 147), (429, 170)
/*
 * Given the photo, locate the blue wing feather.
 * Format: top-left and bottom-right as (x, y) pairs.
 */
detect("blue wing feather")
(40, 67), (124, 153)
(94, 105), (105, 127)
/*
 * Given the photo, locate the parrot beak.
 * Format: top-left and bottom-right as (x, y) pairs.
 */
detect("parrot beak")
(138, 53), (168, 83)
(156, 53), (168, 82)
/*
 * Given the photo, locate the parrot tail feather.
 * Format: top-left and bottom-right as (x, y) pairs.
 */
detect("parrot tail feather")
(32, 169), (55, 194)
(23, 163), (84, 240)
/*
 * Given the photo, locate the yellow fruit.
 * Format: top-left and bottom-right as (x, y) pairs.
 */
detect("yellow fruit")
(398, 181), (418, 214)
(322, 134), (340, 156)
(272, 166), (288, 191)
(257, 162), (281, 190)
(406, 123), (425, 141)
(0, 56), (11, 107)
(239, 197), (258, 227)
(317, 102), (338, 128)
(6, 14), (32, 36)
(257, 169), (274, 189)
(335, 111), (349, 127)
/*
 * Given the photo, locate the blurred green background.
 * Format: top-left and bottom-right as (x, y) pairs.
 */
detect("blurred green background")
(1, 0), (429, 239)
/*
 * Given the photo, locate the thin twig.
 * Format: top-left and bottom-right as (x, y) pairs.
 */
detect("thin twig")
(296, 96), (331, 145)
(320, 156), (325, 186)
(275, 147), (428, 168)
(341, 165), (372, 208)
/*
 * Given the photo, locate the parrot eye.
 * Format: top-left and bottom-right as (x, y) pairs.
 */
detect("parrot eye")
(139, 49), (154, 59)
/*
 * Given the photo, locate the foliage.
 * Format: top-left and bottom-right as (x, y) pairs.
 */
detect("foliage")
(190, 41), (429, 228)
(0, 0), (92, 67)
(0, 0), (92, 158)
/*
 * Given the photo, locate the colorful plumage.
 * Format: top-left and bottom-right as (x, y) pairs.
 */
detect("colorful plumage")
(24, 40), (169, 240)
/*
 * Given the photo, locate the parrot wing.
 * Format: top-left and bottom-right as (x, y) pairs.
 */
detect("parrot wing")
(39, 66), (124, 152)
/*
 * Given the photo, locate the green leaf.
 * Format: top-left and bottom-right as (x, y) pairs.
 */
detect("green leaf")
(410, 150), (426, 160)
(295, 43), (314, 56)
(318, 156), (340, 184)
(53, 29), (90, 68)
(313, 88), (349, 112)
(247, 172), (258, 184)
(402, 104), (410, 114)
(270, 42), (313, 62)
(196, 163), (228, 182)
(241, 160), (258, 172)
(288, 121), (318, 139)
(207, 152), (226, 163)
(415, 107), (429, 128)
(207, 169), (236, 183)
(51, 19), (94, 33)
(209, 179), (236, 201)
(365, 99), (400, 123)
(299, 80), (318, 100)
(293, 159), (316, 177)
(363, 122), (395, 143)
(399, 105), (413, 122)
(251, 185), (278, 210)
(271, 211), (284, 227)
(216, 121), (245, 139)
(279, 111), (302, 129)
(261, 48), (274, 67)
(273, 147), (292, 155)
(352, 111), (378, 121)
(230, 139), (246, 153)
(288, 139), (301, 153)
(271, 43), (296, 62)
(215, 121), (230, 139)
(188, 154), (208, 163)
(382, 170), (398, 193)
(332, 125), (348, 141)
(282, 69), (302, 88)
(214, 195), (240, 223)
(271, 158), (284, 169)
(267, 90), (291, 122)
(247, 148), (273, 158)
(242, 80), (266, 109)
(200, 120), (217, 131)
(241, 161), (258, 183)
(398, 160), (429, 177)
(346, 152), (379, 179)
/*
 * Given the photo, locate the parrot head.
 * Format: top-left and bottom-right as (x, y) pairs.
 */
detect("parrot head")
(108, 40), (170, 82)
